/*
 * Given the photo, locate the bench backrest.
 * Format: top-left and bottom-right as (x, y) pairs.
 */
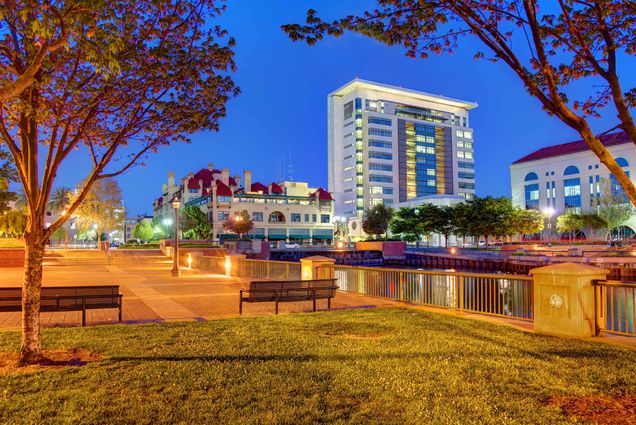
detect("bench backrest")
(247, 279), (338, 301)
(0, 285), (120, 312)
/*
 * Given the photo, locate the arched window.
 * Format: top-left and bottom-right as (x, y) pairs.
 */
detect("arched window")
(268, 211), (285, 223)
(524, 172), (538, 182)
(563, 165), (579, 175)
(616, 157), (629, 167)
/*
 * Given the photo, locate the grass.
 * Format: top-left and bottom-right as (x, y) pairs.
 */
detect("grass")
(0, 238), (24, 248)
(1, 308), (636, 424)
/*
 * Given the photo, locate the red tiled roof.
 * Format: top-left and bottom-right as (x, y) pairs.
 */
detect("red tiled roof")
(215, 180), (232, 197)
(157, 197), (163, 205)
(311, 188), (334, 201)
(513, 131), (632, 164)
(193, 169), (215, 188)
(229, 176), (237, 186)
(202, 188), (209, 196)
(250, 182), (268, 194)
(187, 177), (200, 189)
(270, 183), (284, 194)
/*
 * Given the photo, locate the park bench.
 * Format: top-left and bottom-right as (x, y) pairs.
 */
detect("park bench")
(239, 279), (339, 315)
(0, 285), (123, 326)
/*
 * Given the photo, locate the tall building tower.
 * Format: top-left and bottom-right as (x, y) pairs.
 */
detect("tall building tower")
(328, 79), (478, 218)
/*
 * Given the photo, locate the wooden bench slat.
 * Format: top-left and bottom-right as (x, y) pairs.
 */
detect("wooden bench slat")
(240, 279), (338, 315)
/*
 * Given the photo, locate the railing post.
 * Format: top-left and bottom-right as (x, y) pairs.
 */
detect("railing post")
(458, 275), (464, 313)
(593, 280), (605, 337)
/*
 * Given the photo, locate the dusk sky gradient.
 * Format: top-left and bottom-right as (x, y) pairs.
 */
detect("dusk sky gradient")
(51, 0), (636, 216)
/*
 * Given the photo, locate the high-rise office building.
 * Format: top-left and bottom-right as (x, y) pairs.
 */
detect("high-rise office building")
(328, 79), (478, 218)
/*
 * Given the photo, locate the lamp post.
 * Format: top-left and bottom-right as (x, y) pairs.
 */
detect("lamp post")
(171, 197), (181, 277)
(543, 207), (555, 246)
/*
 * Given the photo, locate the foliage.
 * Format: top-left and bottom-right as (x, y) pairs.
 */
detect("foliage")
(222, 210), (254, 238)
(556, 213), (584, 240)
(181, 206), (212, 240)
(509, 208), (544, 237)
(132, 221), (154, 242)
(362, 204), (394, 238)
(0, 210), (26, 238)
(0, 149), (17, 214)
(596, 177), (634, 238)
(50, 226), (67, 242)
(389, 207), (424, 242)
(48, 187), (72, 215)
(2, 309), (636, 422)
(284, 2), (636, 206)
(117, 243), (161, 250)
(69, 179), (124, 244)
(0, 238), (24, 248)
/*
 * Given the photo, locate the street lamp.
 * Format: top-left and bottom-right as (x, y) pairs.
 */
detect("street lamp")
(542, 207), (555, 246)
(171, 197), (181, 277)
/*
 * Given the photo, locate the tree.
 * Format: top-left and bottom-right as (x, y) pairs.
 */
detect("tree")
(0, 210), (26, 238)
(182, 206), (212, 240)
(50, 227), (67, 245)
(0, 1), (238, 365)
(70, 179), (124, 246)
(429, 205), (456, 248)
(222, 210), (254, 238)
(284, 2), (636, 206)
(597, 177), (633, 240)
(390, 207), (423, 242)
(510, 208), (544, 240)
(362, 204), (394, 239)
(48, 187), (71, 215)
(132, 221), (154, 242)
(0, 148), (18, 214)
(556, 213), (584, 242)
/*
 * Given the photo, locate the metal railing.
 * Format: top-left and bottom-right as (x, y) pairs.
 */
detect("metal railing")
(594, 280), (636, 336)
(322, 265), (534, 321)
(235, 259), (301, 280)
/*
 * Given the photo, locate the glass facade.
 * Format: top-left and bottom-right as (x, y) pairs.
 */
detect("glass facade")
(564, 178), (581, 212)
(525, 183), (539, 209)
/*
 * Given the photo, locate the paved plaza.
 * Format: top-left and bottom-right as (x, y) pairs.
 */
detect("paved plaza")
(0, 257), (397, 329)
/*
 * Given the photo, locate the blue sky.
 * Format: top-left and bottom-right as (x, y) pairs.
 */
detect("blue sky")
(52, 0), (635, 215)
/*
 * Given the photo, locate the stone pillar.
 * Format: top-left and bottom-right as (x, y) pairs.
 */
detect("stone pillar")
(300, 256), (336, 280)
(224, 253), (246, 277)
(531, 262), (608, 338)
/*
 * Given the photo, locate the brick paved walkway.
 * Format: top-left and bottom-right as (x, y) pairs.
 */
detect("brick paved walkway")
(0, 258), (398, 329)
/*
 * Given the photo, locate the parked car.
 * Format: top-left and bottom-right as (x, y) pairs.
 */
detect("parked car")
(284, 243), (300, 249)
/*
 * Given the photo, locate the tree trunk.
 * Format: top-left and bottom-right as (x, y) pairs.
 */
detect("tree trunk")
(19, 228), (45, 365)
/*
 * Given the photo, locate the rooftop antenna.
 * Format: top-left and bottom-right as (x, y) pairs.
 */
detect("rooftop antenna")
(287, 152), (293, 182)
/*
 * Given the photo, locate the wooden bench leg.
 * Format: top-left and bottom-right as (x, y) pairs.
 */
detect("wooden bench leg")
(275, 300), (279, 315)
(82, 308), (86, 327)
(313, 298), (316, 312)
(239, 297), (243, 315)
(328, 297), (331, 310)
(118, 295), (123, 322)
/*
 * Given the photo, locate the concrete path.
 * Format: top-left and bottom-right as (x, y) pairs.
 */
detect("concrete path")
(0, 258), (398, 329)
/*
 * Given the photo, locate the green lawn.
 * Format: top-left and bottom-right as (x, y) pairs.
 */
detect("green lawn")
(1, 308), (635, 424)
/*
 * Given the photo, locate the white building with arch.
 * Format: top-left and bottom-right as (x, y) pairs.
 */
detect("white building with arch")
(509, 131), (636, 238)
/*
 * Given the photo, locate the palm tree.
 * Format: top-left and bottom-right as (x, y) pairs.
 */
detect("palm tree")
(48, 187), (72, 215)
(48, 187), (72, 247)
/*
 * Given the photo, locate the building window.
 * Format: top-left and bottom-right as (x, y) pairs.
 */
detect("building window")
(291, 213), (301, 222)
(459, 182), (475, 189)
(312, 214), (317, 222)
(524, 172), (539, 182)
(563, 165), (580, 176)
(369, 163), (392, 172)
(304, 214), (309, 222)
(458, 172), (475, 179)
(369, 175), (393, 183)
(268, 211), (285, 223)
(368, 117), (392, 126)
(564, 178), (581, 212)
(464, 132), (472, 139)
(368, 128), (392, 137)
(369, 151), (392, 160)
(343, 121), (353, 128)
(320, 214), (330, 223)
(458, 162), (474, 169)
(525, 183), (539, 210)
(370, 186), (393, 195)
(252, 212), (263, 222)
(344, 101), (353, 120)
(416, 145), (435, 155)
(344, 154), (354, 160)
(189, 188), (198, 193)
(218, 211), (229, 221)
(369, 139), (392, 149)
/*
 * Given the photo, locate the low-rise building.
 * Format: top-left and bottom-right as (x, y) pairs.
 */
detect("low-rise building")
(153, 164), (335, 243)
(510, 131), (636, 237)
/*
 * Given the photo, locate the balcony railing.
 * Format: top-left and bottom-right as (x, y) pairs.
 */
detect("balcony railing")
(594, 280), (636, 336)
